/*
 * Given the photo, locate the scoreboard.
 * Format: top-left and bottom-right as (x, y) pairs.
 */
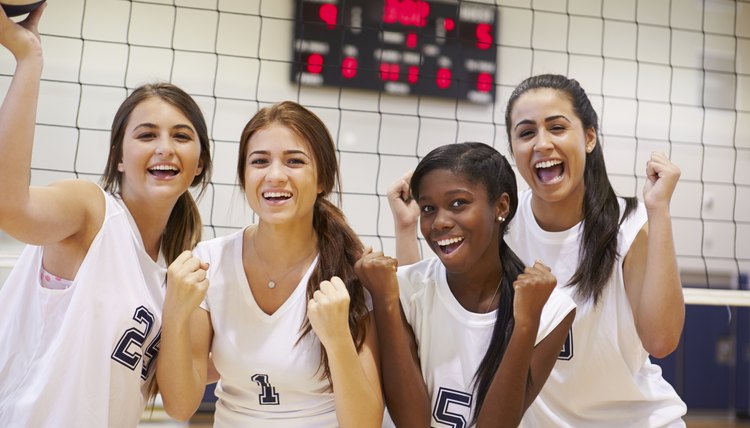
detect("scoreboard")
(292, 0), (498, 104)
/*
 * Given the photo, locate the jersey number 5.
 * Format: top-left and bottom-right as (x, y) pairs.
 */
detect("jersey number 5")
(433, 387), (473, 428)
(111, 305), (161, 380)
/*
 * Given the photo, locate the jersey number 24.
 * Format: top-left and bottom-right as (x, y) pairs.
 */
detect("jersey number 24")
(111, 305), (161, 381)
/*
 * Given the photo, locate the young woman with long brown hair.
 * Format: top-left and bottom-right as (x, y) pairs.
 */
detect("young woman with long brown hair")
(0, 5), (212, 426)
(158, 101), (383, 427)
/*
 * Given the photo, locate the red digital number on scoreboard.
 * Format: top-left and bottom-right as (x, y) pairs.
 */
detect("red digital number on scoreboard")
(293, 0), (497, 103)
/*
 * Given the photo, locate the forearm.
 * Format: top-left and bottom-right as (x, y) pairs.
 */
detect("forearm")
(639, 211), (684, 355)
(477, 322), (537, 428)
(156, 315), (207, 420)
(325, 338), (383, 428)
(373, 298), (431, 427)
(0, 54), (41, 220)
(394, 223), (421, 266)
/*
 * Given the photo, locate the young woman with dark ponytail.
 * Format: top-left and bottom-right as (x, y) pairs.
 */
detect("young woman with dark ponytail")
(358, 142), (575, 427)
(391, 74), (686, 427)
(158, 101), (383, 427)
(0, 5), (212, 426)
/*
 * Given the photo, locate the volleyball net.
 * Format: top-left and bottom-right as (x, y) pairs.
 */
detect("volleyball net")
(0, 0), (748, 307)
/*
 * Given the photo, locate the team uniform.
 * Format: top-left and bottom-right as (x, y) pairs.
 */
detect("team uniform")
(397, 257), (576, 428)
(510, 189), (687, 427)
(196, 229), (340, 427)
(0, 190), (166, 427)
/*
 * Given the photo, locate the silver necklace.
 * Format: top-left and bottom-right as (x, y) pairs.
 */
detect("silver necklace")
(251, 232), (316, 289)
(484, 278), (503, 313)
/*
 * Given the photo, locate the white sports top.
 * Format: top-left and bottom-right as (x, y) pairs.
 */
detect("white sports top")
(197, 229), (340, 428)
(398, 257), (576, 428)
(511, 189), (687, 427)
(0, 190), (166, 427)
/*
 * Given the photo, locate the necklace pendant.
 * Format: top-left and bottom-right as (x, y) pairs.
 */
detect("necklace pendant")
(268, 280), (276, 289)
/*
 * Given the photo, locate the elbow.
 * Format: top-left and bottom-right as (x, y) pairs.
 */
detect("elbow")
(639, 311), (685, 359)
(161, 397), (200, 422)
(646, 341), (680, 359)
(643, 333), (682, 358)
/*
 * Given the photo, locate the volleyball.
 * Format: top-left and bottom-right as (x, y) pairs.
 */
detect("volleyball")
(1, 0), (46, 17)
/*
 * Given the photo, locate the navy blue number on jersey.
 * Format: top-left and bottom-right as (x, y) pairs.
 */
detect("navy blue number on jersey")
(251, 374), (280, 405)
(558, 327), (574, 360)
(111, 305), (161, 380)
(432, 387), (473, 428)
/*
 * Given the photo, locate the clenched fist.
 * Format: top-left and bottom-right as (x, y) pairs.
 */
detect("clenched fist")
(308, 276), (352, 349)
(513, 260), (557, 327)
(644, 152), (681, 213)
(164, 250), (209, 323)
(354, 247), (399, 304)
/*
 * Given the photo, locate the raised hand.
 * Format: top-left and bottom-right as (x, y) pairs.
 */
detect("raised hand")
(387, 170), (419, 231)
(512, 260), (557, 327)
(164, 250), (209, 322)
(308, 276), (352, 348)
(0, 2), (45, 59)
(354, 247), (399, 303)
(643, 152), (681, 213)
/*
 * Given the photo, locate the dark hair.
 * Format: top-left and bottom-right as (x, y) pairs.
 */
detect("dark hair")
(410, 142), (525, 423)
(237, 101), (368, 386)
(505, 74), (636, 304)
(101, 83), (212, 265)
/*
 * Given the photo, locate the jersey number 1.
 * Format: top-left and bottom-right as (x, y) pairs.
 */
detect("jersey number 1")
(251, 374), (280, 405)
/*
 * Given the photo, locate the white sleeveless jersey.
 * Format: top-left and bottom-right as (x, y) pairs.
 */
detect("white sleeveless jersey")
(510, 189), (687, 428)
(0, 191), (166, 427)
(196, 230), (340, 427)
(397, 257), (576, 428)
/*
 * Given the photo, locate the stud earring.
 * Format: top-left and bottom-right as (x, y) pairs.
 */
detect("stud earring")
(497, 216), (505, 223)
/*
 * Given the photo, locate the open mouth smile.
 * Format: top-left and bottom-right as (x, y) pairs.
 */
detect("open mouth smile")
(534, 159), (564, 184)
(148, 164), (180, 178)
(262, 191), (292, 203)
(435, 236), (464, 255)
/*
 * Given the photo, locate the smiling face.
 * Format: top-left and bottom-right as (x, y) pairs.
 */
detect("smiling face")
(417, 168), (505, 275)
(117, 96), (203, 203)
(508, 88), (596, 206)
(243, 124), (322, 226)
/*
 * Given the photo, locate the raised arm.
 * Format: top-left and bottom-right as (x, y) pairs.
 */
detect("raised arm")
(477, 261), (573, 427)
(157, 251), (213, 421)
(307, 275), (384, 428)
(0, 5), (101, 247)
(624, 152), (684, 358)
(355, 249), (431, 427)
(387, 171), (422, 265)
